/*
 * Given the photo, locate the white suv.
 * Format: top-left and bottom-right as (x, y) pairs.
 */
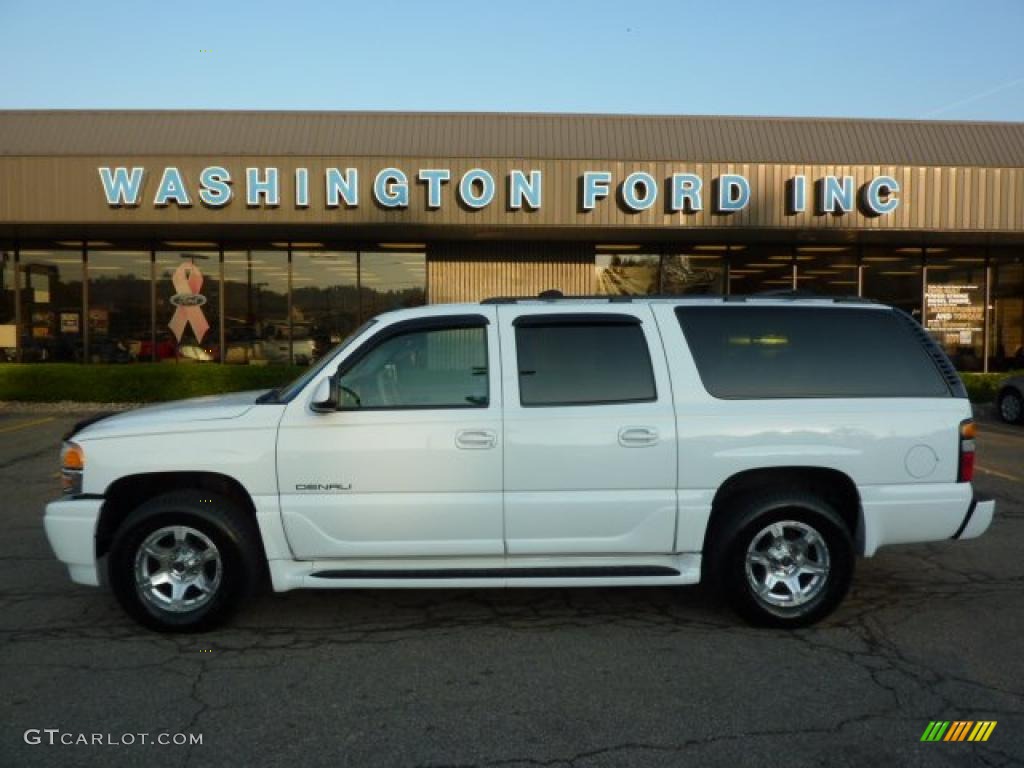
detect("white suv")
(44, 294), (995, 632)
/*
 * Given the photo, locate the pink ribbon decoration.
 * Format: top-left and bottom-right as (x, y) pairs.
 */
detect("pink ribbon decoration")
(168, 261), (210, 343)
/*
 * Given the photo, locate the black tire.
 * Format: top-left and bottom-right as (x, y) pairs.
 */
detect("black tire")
(997, 388), (1024, 425)
(108, 489), (264, 633)
(707, 491), (854, 628)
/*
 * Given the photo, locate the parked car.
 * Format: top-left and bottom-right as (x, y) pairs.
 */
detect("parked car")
(136, 333), (177, 361)
(996, 375), (1024, 424)
(16, 334), (83, 363)
(44, 294), (994, 632)
(260, 322), (316, 365)
(86, 339), (134, 364)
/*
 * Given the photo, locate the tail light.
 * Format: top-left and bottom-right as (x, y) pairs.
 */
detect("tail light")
(957, 419), (976, 483)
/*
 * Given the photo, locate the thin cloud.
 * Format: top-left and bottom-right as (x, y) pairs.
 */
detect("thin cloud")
(922, 77), (1024, 118)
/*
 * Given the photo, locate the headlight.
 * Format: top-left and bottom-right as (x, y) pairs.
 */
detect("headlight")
(60, 441), (84, 495)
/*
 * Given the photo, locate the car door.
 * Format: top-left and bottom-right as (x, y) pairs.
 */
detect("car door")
(277, 308), (504, 559)
(499, 304), (678, 555)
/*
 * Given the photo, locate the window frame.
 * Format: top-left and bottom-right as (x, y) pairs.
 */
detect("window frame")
(332, 313), (492, 412)
(513, 313), (659, 408)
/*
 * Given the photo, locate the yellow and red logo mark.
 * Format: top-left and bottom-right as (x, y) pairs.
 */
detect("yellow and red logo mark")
(921, 721), (997, 742)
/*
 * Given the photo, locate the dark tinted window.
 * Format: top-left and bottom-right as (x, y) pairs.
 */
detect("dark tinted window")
(675, 306), (950, 399)
(515, 318), (656, 406)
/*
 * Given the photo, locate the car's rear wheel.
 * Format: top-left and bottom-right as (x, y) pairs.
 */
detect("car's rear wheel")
(109, 490), (263, 633)
(708, 491), (854, 628)
(998, 388), (1024, 425)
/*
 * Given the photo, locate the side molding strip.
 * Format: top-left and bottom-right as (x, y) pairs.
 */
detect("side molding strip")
(310, 565), (680, 580)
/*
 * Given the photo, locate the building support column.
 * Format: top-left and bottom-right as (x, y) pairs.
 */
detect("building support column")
(81, 242), (89, 364)
(920, 248), (928, 322)
(218, 247), (226, 364)
(983, 249), (992, 373)
(791, 244), (798, 292)
(149, 248), (156, 362)
(287, 245), (294, 366)
(13, 245), (21, 363)
(856, 244), (864, 297)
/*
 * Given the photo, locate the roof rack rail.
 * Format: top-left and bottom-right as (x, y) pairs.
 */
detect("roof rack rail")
(752, 289), (876, 304)
(480, 293), (637, 305)
(479, 290), (877, 305)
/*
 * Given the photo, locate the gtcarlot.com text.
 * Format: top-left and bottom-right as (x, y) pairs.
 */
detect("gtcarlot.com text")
(24, 729), (202, 747)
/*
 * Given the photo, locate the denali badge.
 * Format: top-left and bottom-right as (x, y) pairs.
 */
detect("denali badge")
(295, 483), (352, 492)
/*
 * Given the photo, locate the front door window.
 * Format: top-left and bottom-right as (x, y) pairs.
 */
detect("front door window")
(338, 325), (488, 409)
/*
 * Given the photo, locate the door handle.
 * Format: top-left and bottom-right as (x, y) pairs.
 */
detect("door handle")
(456, 429), (497, 450)
(618, 426), (659, 447)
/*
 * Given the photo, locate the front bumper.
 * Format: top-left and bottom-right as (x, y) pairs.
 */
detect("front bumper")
(43, 497), (104, 586)
(953, 496), (995, 540)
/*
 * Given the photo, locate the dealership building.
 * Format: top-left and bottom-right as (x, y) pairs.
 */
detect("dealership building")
(0, 110), (1022, 370)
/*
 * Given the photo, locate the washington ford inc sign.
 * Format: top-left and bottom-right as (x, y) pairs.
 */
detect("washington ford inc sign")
(98, 166), (902, 217)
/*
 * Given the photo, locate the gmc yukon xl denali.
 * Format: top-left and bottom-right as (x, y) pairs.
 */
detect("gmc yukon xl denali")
(44, 294), (995, 632)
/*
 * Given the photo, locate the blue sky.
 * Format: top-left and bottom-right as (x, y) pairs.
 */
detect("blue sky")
(1, 0), (1022, 120)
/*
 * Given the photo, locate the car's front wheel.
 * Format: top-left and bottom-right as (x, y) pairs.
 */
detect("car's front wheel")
(997, 388), (1024, 425)
(109, 490), (264, 633)
(708, 491), (854, 628)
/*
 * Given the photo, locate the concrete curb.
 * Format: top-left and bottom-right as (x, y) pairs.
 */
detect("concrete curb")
(0, 401), (141, 414)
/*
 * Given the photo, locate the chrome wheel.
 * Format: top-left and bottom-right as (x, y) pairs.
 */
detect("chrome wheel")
(745, 520), (831, 608)
(1000, 391), (1022, 423)
(134, 525), (222, 613)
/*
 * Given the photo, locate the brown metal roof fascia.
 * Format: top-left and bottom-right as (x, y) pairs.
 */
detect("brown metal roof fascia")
(1, 110), (1023, 167)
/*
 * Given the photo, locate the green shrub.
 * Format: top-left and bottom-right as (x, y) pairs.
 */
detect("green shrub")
(960, 371), (1023, 404)
(0, 363), (306, 403)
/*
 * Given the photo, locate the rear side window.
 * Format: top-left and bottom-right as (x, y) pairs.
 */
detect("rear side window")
(675, 306), (950, 399)
(515, 316), (656, 406)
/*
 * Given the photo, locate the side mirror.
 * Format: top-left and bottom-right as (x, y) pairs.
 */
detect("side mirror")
(310, 375), (339, 413)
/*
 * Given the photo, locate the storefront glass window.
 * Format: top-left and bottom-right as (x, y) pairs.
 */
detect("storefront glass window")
(595, 251), (661, 295)
(291, 250), (360, 362)
(727, 245), (793, 295)
(662, 249), (725, 294)
(155, 250), (219, 362)
(0, 249), (15, 361)
(359, 250), (427, 319)
(923, 247), (986, 371)
(223, 249), (290, 364)
(795, 246), (859, 296)
(861, 247), (923, 320)
(17, 248), (84, 362)
(990, 249), (1024, 371)
(87, 249), (151, 363)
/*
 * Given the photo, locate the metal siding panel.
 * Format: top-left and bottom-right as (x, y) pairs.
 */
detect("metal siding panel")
(990, 168), (1002, 229)
(1005, 169), (1017, 230)
(1, 152), (1021, 235)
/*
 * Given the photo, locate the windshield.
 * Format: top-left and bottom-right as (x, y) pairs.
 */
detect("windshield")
(257, 319), (377, 404)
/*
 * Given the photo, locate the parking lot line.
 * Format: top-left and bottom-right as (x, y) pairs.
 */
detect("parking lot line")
(976, 465), (1022, 483)
(0, 416), (55, 434)
(978, 422), (1024, 439)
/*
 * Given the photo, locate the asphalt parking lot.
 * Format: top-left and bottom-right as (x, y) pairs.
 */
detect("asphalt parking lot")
(1, 408), (1022, 768)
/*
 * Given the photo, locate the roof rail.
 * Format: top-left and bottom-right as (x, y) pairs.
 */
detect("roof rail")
(753, 289), (877, 304)
(480, 293), (636, 305)
(480, 290), (876, 305)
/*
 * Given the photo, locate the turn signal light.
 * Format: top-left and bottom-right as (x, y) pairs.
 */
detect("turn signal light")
(61, 442), (85, 471)
(60, 442), (84, 495)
